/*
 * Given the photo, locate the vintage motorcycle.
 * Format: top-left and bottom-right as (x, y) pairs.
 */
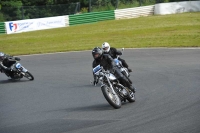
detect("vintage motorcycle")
(93, 48), (132, 85)
(113, 48), (132, 84)
(93, 64), (135, 109)
(0, 61), (34, 81)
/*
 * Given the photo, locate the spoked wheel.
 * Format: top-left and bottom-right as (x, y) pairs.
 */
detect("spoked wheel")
(101, 85), (121, 109)
(126, 88), (135, 103)
(24, 71), (34, 80)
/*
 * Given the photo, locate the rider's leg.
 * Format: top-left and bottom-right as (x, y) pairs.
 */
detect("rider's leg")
(118, 76), (136, 93)
(118, 58), (132, 72)
(113, 68), (135, 93)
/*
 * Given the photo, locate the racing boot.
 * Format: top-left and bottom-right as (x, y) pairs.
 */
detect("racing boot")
(118, 77), (136, 93)
(127, 68), (132, 72)
(125, 79), (136, 93)
(128, 84), (136, 93)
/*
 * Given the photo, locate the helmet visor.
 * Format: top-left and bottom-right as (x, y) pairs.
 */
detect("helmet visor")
(103, 47), (109, 51)
(94, 53), (100, 59)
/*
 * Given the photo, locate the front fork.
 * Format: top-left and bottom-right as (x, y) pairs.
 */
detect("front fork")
(101, 75), (117, 95)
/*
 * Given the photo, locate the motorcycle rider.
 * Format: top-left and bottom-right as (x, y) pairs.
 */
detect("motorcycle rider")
(102, 42), (132, 72)
(0, 52), (21, 77)
(92, 47), (136, 93)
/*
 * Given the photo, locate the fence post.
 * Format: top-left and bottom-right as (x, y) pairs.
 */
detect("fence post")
(89, 0), (91, 12)
(115, 0), (119, 9)
(139, 0), (142, 6)
(21, 6), (24, 20)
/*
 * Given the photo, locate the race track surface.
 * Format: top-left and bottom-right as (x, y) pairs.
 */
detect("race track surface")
(0, 48), (200, 133)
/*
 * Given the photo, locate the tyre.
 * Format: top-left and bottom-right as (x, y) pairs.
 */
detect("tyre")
(126, 89), (135, 103)
(101, 85), (121, 109)
(24, 71), (34, 80)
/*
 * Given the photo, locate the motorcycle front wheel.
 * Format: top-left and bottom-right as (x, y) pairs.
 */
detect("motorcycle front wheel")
(101, 85), (121, 109)
(24, 71), (34, 80)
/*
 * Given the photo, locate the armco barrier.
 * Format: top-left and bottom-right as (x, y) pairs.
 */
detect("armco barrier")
(0, 22), (6, 34)
(115, 5), (155, 20)
(69, 10), (115, 26)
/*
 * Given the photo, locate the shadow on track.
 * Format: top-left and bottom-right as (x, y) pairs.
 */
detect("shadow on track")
(46, 102), (132, 115)
(0, 79), (30, 84)
(47, 104), (116, 114)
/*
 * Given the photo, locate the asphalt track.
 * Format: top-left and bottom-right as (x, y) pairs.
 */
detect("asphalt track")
(0, 48), (200, 133)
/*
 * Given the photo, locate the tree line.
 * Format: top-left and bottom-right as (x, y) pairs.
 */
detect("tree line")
(0, 0), (187, 21)
(0, 0), (87, 21)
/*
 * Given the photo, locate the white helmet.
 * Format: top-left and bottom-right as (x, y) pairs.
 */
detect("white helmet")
(102, 42), (110, 53)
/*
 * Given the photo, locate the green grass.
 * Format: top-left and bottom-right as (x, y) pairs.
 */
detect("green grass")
(0, 12), (200, 55)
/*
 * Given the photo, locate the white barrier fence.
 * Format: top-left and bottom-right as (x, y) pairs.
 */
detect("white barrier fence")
(154, 1), (200, 15)
(115, 5), (155, 20)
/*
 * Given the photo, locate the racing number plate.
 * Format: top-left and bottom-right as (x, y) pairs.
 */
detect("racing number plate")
(16, 63), (22, 69)
(15, 63), (28, 72)
(93, 65), (101, 75)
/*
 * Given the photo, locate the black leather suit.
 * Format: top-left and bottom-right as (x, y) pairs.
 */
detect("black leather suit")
(0, 54), (20, 76)
(104, 47), (129, 68)
(92, 54), (134, 91)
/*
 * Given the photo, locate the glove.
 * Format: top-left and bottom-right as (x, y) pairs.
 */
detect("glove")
(15, 57), (21, 61)
(116, 51), (122, 55)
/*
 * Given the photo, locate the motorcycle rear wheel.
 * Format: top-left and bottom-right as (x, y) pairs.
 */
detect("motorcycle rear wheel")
(101, 85), (121, 109)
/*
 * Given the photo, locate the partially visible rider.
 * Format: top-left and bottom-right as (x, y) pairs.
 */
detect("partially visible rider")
(92, 47), (135, 93)
(102, 42), (132, 72)
(0, 52), (21, 77)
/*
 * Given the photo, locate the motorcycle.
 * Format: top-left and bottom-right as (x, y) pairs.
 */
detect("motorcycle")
(93, 64), (135, 109)
(114, 48), (132, 84)
(0, 61), (34, 81)
(93, 48), (131, 85)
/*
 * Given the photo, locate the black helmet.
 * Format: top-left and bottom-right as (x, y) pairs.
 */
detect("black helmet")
(92, 47), (103, 60)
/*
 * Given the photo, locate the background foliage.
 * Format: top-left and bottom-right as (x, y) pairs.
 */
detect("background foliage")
(0, 0), (188, 21)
